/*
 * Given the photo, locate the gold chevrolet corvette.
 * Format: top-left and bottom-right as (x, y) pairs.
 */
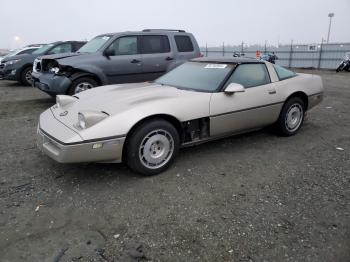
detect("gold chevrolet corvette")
(37, 57), (323, 175)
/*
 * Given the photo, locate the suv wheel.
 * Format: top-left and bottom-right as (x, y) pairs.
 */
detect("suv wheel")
(20, 66), (33, 86)
(68, 77), (98, 95)
(125, 119), (180, 176)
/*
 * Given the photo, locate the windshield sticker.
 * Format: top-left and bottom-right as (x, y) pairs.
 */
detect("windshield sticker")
(102, 36), (110, 41)
(204, 64), (227, 69)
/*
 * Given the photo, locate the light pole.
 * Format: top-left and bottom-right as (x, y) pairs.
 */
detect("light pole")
(327, 13), (334, 43)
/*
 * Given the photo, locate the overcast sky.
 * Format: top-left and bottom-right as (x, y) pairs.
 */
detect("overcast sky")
(1, 0), (349, 49)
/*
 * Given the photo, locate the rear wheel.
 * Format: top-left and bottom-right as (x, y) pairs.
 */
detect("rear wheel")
(275, 97), (305, 136)
(20, 66), (33, 86)
(125, 119), (180, 176)
(68, 77), (98, 95)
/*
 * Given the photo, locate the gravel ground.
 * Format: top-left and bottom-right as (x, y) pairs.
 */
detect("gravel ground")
(0, 70), (349, 262)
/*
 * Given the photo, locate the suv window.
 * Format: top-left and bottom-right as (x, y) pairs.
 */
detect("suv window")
(141, 35), (170, 54)
(273, 64), (296, 80)
(174, 35), (194, 52)
(48, 43), (72, 54)
(226, 64), (270, 88)
(18, 48), (36, 55)
(107, 36), (138, 56)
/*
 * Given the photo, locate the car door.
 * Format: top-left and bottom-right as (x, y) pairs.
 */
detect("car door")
(209, 63), (283, 136)
(100, 36), (143, 84)
(140, 35), (174, 80)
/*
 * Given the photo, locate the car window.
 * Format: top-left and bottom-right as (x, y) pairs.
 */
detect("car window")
(226, 63), (270, 88)
(47, 43), (72, 55)
(174, 35), (194, 52)
(141, 35), (170, 54)
(32, 44), (54, 54)
(18, 48), (36, 55)
(72, 42), (86, 52)
(155, 62), (234, 92)
(273, 64), (296, 80)
(107, 36), (138, 56)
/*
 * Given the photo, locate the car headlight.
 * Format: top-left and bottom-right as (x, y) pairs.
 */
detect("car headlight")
(50, 67), (60, 74)
(56, 95), (78, 107)
(4, 59), (21, 66)
(78, 111), (109, 129)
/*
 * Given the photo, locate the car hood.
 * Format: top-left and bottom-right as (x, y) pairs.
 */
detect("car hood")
(51, 82), (211, 139)
(71, 82), (209, 115)
(1, 54), (30, 63)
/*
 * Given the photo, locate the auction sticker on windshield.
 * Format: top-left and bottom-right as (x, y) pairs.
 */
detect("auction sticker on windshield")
(204, 64), (227, 69)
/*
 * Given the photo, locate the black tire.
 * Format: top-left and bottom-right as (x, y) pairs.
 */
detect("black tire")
(125, 119), (180, 176)
(20, 66), (33, 86)
(68, 77), (98, 95)
(275, 97), (305, 136)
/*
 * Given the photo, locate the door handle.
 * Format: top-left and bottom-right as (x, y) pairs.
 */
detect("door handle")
(268, 88), (276, 94)
(165, 57), (174, 61)
(131, 59), (141, 63)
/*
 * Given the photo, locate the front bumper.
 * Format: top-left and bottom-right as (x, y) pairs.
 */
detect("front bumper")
(37, 110), (125, 163)
(1, 67), (17, 81)
(32, 71), (72, 95)
(37, 127), (125, 163)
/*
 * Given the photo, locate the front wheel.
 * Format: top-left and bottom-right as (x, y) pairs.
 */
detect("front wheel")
(275, 97), (305, 136)
(68, 77), (98, 95)
(125, 119), (180, 176)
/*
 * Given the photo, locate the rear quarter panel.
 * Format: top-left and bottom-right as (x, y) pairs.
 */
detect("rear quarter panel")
(273, 73), (323, 109)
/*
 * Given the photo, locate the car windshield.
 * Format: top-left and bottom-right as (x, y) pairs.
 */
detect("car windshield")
(78, 35), (111, 53)
(155, 62), (234, 92)
(32, 44), (54, 54)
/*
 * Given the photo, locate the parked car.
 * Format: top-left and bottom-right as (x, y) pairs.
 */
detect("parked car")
(37, 58), (323, 175)
(0, 45), (42, 63)
(0, 41), (86, 85)
(0, 45), (42, 79)
(32, 29), (200, 96)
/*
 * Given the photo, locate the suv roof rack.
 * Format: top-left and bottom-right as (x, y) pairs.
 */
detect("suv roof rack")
(142, 29), (186, 33)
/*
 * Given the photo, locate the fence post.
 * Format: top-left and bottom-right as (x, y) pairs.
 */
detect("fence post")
(288, 40), (293, 68)
(222, 42), (225, 56)
(318, 38), (323, 69)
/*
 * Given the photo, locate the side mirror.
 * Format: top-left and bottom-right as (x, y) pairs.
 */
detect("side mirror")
(103, 48), (115, 57)
(224, 83), (245, 94)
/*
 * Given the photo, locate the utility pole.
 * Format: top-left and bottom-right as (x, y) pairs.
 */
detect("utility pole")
(327, 13), (334, 43)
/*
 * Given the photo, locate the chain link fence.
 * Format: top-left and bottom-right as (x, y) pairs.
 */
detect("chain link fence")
(201, 42), (350, 70)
